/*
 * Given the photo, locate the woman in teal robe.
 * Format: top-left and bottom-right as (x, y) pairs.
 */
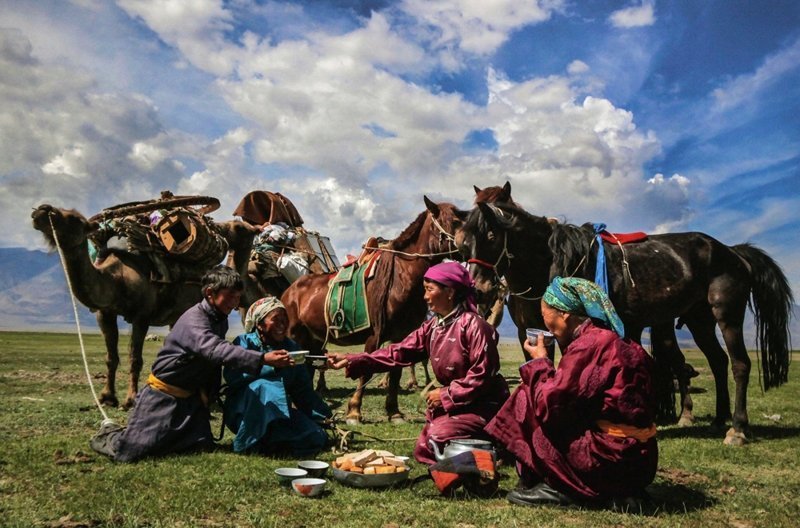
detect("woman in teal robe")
(223, 297), (331, 456)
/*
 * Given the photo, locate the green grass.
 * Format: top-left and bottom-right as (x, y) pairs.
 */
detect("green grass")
(1, 331), (799, 527)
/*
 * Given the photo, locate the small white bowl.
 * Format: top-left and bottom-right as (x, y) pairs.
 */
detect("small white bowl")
(288, 350), (309, 364)
(275, 467), (308, 485)
(291, 477), (326, 497)
(297, 460), (329, 478)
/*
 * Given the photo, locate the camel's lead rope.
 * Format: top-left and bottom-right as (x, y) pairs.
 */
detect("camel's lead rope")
(48, 213), (109, 422)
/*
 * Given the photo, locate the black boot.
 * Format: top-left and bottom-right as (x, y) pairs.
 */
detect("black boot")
(507, 482), (576, 507)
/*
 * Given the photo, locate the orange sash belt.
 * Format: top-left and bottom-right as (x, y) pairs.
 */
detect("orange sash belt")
(596, 419), (657, 442)
(147, 373), (208, 406)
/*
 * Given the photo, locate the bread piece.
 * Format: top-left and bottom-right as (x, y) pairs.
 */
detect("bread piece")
(394, 466), (408, 473)
(339, 458), (354, 471)
(375, 450), (394, 457)
(349, 466), (364, 474)
(363, 466), (377, 475)
(352, 449), (378, 468)
(375, 465), (395, 474)
(383, 457), (405, 467)
(365, 457), (385, 467)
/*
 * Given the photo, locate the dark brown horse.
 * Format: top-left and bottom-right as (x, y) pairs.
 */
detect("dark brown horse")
(472, 182), (543, 358)
(458, 201), (793, 445)
(281, 197), (465, 424)
(472, 183), (692, 424)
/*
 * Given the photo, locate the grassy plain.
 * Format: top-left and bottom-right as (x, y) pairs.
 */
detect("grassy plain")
(0, 331), (798, 527)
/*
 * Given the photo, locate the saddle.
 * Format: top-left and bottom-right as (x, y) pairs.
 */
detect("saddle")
(593, 225), (648, 291)
(323, 238), (383, 339)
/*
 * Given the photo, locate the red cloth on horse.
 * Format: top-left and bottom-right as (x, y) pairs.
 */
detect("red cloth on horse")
(347, 308), (509, 465)
(599, 231), (647, 245)
(485, 319), (658, 501)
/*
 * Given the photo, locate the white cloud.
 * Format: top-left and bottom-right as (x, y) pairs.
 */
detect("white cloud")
(567, 60), (589, 75)
(401, 0), (562, 57)
(117, 0), (239, 76)
(712, 36), (800, 113)
(609, 1), (655, 29)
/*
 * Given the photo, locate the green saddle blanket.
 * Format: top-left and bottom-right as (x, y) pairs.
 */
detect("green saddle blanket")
(325, 260), (371, 339)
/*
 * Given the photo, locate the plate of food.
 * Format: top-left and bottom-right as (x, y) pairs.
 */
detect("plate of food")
(331, 449), (410, 488)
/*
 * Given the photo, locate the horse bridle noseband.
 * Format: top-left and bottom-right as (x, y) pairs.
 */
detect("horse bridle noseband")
(467, 231), (537, 299)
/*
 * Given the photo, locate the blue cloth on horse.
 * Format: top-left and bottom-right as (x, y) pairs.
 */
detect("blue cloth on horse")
(592, 223), (608, 293)
(223, 332), (331, 455)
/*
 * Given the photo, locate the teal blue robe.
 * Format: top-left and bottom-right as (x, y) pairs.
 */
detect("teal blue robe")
(223, 332), (331, 455)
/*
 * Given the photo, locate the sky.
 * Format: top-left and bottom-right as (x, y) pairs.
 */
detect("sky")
(1, 0), (799, 297)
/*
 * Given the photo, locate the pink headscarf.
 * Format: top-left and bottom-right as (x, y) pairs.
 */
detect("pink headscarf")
(423, 262), (478, 313)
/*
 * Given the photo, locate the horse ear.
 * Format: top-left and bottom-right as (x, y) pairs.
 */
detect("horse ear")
(423, 195), (440, 216)
(473, 185), (482, 194)
(503, 181), (511, 194)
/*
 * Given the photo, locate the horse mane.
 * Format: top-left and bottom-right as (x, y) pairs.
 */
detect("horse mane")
(548, 222), (595, 278)
(390, 210), (428, 250)
(464, 201), (548, 237)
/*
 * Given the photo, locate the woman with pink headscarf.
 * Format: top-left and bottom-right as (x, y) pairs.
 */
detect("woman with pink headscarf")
(328, 262), (509, 465)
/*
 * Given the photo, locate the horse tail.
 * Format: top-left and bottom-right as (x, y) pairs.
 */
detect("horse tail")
(731, 243), (794, 389)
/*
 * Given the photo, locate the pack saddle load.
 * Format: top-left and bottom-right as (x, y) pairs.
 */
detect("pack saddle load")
(232, 191), (340, 286)
(87, 191), (230, 283)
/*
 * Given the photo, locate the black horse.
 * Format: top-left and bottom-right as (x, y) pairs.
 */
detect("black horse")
(458, 201), (793, 445)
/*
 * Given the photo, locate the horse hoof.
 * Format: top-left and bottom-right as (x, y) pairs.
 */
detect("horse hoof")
(389, 414), (406, 424)
(345, 417), (362, 426)
(677, 416), (694, 427)
(723, 427), (747, 446)
(100, 394), (119, 408)
(121, 398), (136, 411)
(404, 382), (419, 391)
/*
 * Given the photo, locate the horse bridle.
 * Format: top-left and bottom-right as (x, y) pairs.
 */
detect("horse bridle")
(467, 229), (538, 300)
(428, 211), (459, 256)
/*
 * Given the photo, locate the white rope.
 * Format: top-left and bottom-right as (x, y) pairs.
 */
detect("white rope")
(48, 213), (109, 422)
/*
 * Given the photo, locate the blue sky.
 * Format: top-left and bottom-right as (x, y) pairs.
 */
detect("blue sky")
(1, 0), (798, 296)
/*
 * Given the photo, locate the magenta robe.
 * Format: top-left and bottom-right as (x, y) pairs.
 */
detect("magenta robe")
(485, 319), (657, 501)
(347, 308), (509, 465)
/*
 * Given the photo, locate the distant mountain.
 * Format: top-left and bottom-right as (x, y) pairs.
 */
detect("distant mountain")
(0, 248), (797, 351)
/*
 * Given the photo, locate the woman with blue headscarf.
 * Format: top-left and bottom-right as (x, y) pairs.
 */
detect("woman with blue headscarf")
(486, 277), (657, 510)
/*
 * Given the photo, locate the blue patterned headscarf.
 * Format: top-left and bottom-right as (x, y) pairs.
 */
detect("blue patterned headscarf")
(543, 276), (625, 337)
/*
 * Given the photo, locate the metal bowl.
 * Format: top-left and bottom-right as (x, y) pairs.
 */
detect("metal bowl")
(332, 467), (410, 488)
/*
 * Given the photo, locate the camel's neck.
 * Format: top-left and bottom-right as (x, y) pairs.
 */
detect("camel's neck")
(57, 239), (118, 309)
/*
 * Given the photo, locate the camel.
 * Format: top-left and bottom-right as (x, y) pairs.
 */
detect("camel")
(31, 204), (259, 410)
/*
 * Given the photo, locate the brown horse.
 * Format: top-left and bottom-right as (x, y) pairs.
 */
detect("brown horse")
(281, 197), (465, 424)
(458, 200), (793, 445)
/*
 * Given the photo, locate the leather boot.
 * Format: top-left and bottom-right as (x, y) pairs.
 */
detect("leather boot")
(507, 482), (576, 507)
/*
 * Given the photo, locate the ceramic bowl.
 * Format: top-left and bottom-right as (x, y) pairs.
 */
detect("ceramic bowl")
(275, 467), (307, 485)
(297, 460), (329, 478)
(291, 477), (326, 497)
(288, 350), (309, 364)
(525, 328), (554, 346)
